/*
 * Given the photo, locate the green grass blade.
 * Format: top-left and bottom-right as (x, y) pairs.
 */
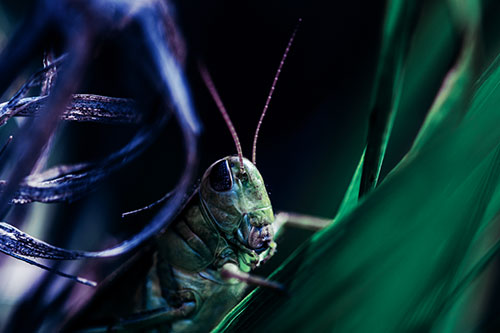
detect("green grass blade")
(409, 31), (478, 154)
(336, 0), (419, 219)
(214, 56), (500, 330)
(213, 1), (500, 331)
(335, 149), (364, 220)
(359, 0), (418, 197)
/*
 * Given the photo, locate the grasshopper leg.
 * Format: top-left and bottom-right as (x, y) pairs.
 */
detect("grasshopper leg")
(273, 211), (332, 238)
(221, 263), (285, 292)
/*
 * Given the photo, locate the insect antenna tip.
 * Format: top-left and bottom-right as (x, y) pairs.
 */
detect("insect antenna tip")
(252, 20), (301, 165)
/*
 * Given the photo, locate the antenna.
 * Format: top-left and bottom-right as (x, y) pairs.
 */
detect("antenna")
(252, 18), (301, 165)
(199, 64), (245, 174)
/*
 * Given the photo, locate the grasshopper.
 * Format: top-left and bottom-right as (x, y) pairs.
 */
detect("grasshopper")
(65, 19), (329, 332)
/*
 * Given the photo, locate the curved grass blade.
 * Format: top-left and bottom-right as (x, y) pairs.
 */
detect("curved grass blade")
(215, 49), (500, 331)
(334, 148), (364, 220)
(358, 0), (419, 197)
(213, 1), (500, 332)
(0, 94), (141, 125)
(0, 54), (66, 119)
(0, 61), (150, 203)
(0, 222), (85, 259)
(0, 55), (141, 126)
(0, 27), (93, 219)
(0, 2), (201, 261)
(407, 12), (479, 155)
(336, 1), (419, 220)
(2, 117), (166, 204)
(336, 0), (419, 220)
(0, 117), (183, 261)
(77, 2), (201, 258)
(0, 222), (96, 287)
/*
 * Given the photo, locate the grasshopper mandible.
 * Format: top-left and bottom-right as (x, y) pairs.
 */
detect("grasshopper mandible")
(66, 19), (329, 332)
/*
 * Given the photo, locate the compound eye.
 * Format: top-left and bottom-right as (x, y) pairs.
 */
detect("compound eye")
(209, 160), (233, 191)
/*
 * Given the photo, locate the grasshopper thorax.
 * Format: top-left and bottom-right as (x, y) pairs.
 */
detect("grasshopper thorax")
(200, 156), (275, 265)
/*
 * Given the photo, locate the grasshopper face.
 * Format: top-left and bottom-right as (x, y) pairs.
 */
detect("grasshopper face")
(200, 156), (275, 268)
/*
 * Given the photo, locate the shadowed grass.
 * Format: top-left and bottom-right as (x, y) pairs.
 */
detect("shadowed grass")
(213, 0), (500, 332)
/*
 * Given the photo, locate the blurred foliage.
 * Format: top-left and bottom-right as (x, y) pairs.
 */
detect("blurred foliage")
(0, 0), (500, 331)
(215, 0), (500, 332)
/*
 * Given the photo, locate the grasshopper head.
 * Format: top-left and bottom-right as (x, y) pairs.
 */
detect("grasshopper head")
(200, 156), (275, 264)
(198, 28), (298, 267)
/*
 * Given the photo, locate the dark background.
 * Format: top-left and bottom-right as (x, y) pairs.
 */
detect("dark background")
(0, 0), (428, 231)
(1, 0), (492, 330)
